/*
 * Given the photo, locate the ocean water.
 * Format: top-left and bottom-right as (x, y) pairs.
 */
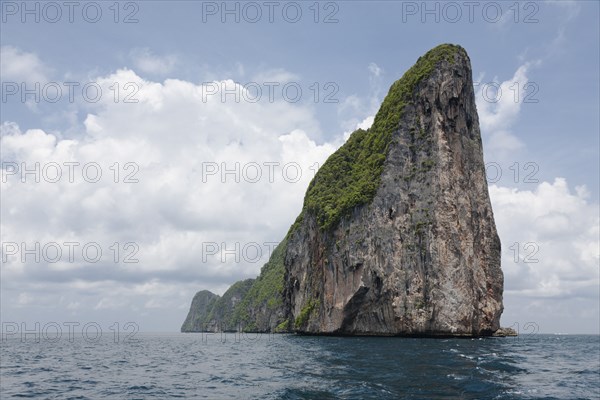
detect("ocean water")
(1, 333), (598, 399)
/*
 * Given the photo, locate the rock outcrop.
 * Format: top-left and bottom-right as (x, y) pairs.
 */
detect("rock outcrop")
(181, 242), (289, 332)
(181, 279), (253, 332)
(182, 44), (504, 336)
(181, 290), (220, 331)
(493, 327), (518, 337)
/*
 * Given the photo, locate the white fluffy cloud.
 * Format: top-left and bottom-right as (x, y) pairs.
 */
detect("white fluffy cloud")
(129, 48), (178, 75)
(337, 62), (383, 132)
(491, 179), (599, 298)
(0, 68), (341, 329)
(491, 179), (600, 332)
(0, 45), (49, 83)
(476, 62), (539, 160)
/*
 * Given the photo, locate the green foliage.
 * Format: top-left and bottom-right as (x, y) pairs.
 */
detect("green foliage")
(229, 239), (289, 329)
(275, 320), (290, 332)
(242, 322), (257, 332)
(246, 238), (287, 307)
(287, 212), (304, 238)
(181, 291), (219, 332)
(182, 281), (254, 331)
(294, 299), (320, 329)
(300, 44), (464, 231)
(421, 159), (436, 170)
(186, 239), (290, 332)
(206, 279), (254, 329)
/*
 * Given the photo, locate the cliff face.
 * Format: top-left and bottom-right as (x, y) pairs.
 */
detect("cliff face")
(182, 44), (503, 336)
(181, 279), (254, 332)
(181, 290), (219, 331)
(285, 44), (502, 336)
(181, 241), (288, 333)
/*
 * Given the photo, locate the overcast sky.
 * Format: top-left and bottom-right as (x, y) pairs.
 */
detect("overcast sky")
(1, 1), (598, 334)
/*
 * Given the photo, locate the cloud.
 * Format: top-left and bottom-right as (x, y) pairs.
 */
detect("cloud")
(129, 48), (177, 75)
(368, 62), (382, 78)
(476, 62), (540, 160)
(0, 68), (341, 329)
(0, 46), (49, 83)
(337, 62), (384, 132)
(490, 178), (599, 300)
(491, 177), (599, 332)
(356, 115), (374, 131)
(545, 1), (582, 55)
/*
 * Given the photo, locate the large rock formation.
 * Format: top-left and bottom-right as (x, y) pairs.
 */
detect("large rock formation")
(181, 242), (289, 332)
(182, 44), (504, 336)
(181, 280), (253, 332)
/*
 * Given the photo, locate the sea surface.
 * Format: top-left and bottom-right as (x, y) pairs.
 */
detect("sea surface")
(1, 332), (598, 399)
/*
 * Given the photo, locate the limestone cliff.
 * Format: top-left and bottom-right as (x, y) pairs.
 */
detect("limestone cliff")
(181, 290), (219, 331)
(182, 44), (504, 336)
(181, 279), (253, 332)
(181, 242), (288, 332)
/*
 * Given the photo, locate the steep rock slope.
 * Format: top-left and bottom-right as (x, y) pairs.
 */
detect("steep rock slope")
(182, 44), (503, 336)
(181, 290), (219, 331)
(181, 241), (289, 332)
(181, 279), (254, 332)
(286, 44), (503, 336)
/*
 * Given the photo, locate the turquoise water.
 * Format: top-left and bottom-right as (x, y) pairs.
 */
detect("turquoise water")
(1, 333), (598, 399)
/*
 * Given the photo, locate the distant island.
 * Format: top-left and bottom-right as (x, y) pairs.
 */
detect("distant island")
(182, 44), (507, 337)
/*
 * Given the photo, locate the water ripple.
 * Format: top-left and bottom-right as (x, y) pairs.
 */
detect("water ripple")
(1, 334), (598, 399)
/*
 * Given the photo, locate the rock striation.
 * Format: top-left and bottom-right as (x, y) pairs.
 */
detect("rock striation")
(182, 44), (504, 336)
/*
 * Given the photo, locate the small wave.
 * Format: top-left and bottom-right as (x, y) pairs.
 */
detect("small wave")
(447, 373), (467, 381)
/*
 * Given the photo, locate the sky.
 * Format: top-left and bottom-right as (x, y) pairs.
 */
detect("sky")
(1, 0), (598, 335)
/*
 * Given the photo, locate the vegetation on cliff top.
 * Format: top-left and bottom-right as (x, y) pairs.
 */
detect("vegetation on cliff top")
(302, 44), (464, 231)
